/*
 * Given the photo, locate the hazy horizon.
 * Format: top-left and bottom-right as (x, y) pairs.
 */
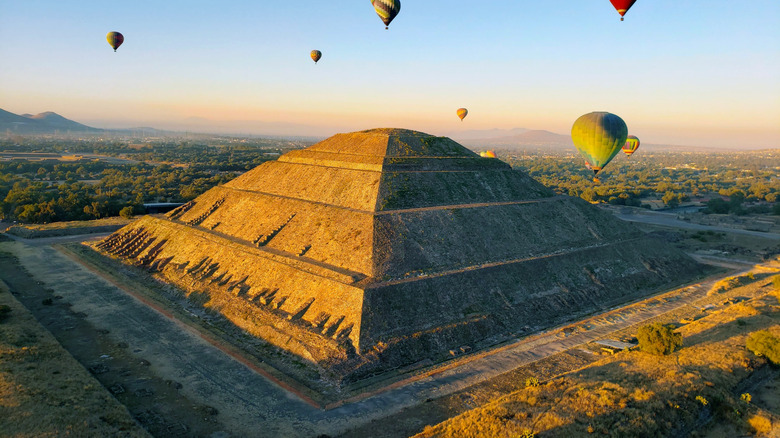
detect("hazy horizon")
(1, 1), (778, 148)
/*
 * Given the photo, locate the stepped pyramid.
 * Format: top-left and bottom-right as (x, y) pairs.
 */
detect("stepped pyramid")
(96, 128), (710, 380)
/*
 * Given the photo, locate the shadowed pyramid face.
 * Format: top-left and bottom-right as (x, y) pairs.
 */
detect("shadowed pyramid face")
(97, 128), (710, 378)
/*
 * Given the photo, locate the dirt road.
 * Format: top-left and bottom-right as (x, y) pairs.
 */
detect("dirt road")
(611, 208), (780, 240)
(2, 232), (772, 437)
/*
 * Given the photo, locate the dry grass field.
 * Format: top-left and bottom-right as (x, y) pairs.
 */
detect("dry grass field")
(413, 282), (780, 437)
(650, 224), (780, 263)
(0, 277), (148, 437)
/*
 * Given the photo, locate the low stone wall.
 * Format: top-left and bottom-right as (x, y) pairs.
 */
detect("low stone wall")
(5, 223), (127, 239)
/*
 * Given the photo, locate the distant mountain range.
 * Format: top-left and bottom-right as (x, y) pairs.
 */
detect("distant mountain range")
(449, 127), (529, 140)
(457, 129), (573, 150)
(2, 108), (724, 152)
(0, 108), (102, 134)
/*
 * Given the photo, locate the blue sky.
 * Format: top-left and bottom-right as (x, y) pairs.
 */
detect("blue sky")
(1, 0), (778, 147)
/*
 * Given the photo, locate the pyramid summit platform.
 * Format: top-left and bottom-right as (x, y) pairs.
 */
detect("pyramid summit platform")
(96, 128), (710, 382)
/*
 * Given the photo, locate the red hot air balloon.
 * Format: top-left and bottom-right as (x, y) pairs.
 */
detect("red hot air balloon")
(609, 0), (637, 21)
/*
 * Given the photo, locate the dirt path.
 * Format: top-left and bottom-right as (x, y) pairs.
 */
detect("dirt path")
(613, 209), (780, 240)
(0, 245), (225, 437)
(2, 232), (771, 437)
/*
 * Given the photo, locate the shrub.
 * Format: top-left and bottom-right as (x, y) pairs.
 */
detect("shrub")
(746, 331), (780, 365)
(119, 206), (135, 219)
(0, 304), (10, 322)
(525, 376), (540, 388)
(748, 414), (773, 435)
(740, 393), (752, 404)
(517, 429), (535, 438)
(637, 323), (682, 355)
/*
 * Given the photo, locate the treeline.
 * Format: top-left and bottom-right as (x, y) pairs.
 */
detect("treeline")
(0, 136), (308, 223)
(3, 138), (780, 224)
(505, 150), (780, 213)
(0, 137), (309, 172)
(0, 161), (234, 223)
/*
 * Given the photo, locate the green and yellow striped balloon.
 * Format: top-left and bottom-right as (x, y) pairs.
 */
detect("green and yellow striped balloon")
(371, 0), (400, 29)
(622, 135), (640, 157)
(571, 111), (627, 175)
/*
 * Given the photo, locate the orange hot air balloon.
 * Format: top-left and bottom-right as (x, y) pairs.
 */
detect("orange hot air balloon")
(456, 108), (468, 121)
(310, 50), (322, 64)
(480, 150), (496, 158)
(609, 0), (637, 21)
(106, 31), (124, 52)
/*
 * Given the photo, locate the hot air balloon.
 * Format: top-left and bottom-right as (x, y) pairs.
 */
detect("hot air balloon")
(571, 111), (627, 179)
(456, 108), (468, 121)
(480, 150), (496, 158)
(622, 135), (640, 157)
(372, 0), (401, 29)
(609, 0), (637, 21)
(311, 50), (322, 64)
(106, 31), (124, 52)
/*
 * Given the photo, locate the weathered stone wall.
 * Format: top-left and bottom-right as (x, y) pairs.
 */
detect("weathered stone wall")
(375, 168), (552, 211)
(223, 160), (381, 211)
(97, 216), (367, 358)
(373, 196), (636, 279)
(360, 236), (709, 352)
(169, 185), (375, 276)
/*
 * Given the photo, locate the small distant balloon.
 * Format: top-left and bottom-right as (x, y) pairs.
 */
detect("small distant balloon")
(371, 0), (401, 29)
(609, 0), (637, 21)
(456, 108), (468, 121)
(622, 135), (640, 157)
(480, 150), (496, 158)
(106, 31), (124, 52)
(571, 111), (627, 178)
(310, 50), (322, 64)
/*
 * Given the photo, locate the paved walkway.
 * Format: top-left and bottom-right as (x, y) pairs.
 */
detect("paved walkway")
(0, 235), (768, 437)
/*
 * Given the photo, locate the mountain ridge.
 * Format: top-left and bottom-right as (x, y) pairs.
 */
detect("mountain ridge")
(0, 108), (101, 134)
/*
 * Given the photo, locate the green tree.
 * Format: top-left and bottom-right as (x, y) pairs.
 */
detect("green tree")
(580, 188), (596, 203)
(662, 191), (680, 208)
(705, 197), (729, 214)
(746, 330), (780, 365)
(119, 206), (135, 219)
(637, 322), (682, 355)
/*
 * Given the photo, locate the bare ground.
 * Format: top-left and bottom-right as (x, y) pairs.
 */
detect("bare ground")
(0, 258), (149, 437)
(412, 285), (780, 438)
(2, 220), (779, 437)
